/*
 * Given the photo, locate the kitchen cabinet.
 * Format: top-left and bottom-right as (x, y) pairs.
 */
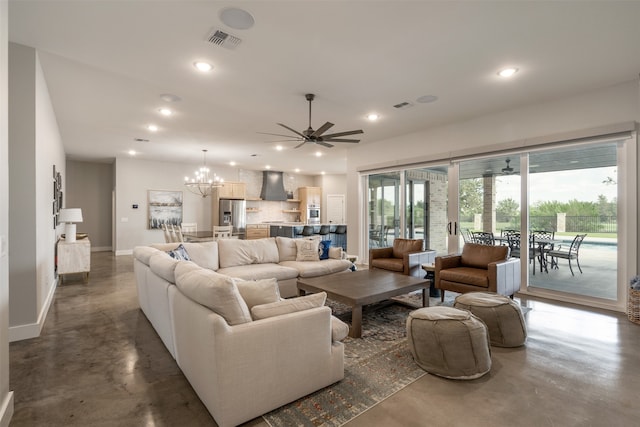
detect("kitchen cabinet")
(246, 224), (270, 240)
(299, 187), (321, 206)
(216, 182), (246, 199)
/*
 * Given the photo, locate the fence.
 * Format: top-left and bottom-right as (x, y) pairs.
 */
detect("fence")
(470, 215), (617, 233)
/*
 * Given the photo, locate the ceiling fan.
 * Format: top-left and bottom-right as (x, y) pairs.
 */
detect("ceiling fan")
(502, 158), (515, 175)
(259, 94), (363, 149)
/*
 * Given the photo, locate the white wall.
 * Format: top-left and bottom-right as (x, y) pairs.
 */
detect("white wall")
(66, 160), (114, 251)
(317, 174), (347, 224)
(346, 80), (639, 260)
(0, 1), (14, 424)
(8, 43), (65, 341)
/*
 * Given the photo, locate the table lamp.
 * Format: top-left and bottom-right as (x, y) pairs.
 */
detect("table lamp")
(59, 208), (83, 242)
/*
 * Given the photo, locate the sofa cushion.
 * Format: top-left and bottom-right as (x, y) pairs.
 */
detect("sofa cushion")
(276, 236), (297, 262)
(234, 278), (281, 310)
(392, 238), (424, 259)
(166, 243), (191, 261)
(174, 261), (252, 325)
(218, 238), (280, 268)
(251, 292), (327, 320)
(318, 240), (332, 260)
(295, 239), (320, 262)
(440, 267), (490, 288)
(149, 251), (179, 283)
(217, 263), (299, 281)
(460, 243), (509, 269)
(133, 246), (159, 265)
(279, 259), (352, 278)
(151, 242), (220, 270)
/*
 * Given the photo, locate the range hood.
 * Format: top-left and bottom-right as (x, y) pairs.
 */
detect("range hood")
(260, 171), (287, 201)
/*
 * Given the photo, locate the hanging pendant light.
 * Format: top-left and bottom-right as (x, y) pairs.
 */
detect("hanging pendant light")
(184, 149), (223, 198)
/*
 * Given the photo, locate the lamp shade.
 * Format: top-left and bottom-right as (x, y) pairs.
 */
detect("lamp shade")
(59, 208), (83, 223)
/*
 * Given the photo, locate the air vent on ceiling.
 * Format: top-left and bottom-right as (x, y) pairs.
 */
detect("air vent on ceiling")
(393, 101), (414, 110)
(205, 28), (242, 50)
(133, 138), (150, 143)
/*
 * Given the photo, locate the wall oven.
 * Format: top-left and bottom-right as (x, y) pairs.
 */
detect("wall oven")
(307, 204), (320, 224)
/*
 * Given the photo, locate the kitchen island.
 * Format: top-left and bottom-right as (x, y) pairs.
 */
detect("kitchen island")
(253, 223), (347, 250)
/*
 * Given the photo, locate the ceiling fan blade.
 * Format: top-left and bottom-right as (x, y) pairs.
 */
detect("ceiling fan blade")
(294, 141), (307, 149)
(317, 141), (334, 148)
(310, 122), (334, 138)
(257, 131), (302, 138)
(324, 138), (360, 143)
(264, 139), (303, 143)
(277, 123), (307, 139)
(321, 129), (364, 139)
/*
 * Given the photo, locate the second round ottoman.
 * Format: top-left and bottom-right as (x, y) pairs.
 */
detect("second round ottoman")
(406, 306), (491, 380)
(454, 292), (527, 347)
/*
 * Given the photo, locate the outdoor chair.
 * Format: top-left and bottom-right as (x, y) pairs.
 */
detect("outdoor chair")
(472, 231), (495, 245)
(507, 232), (541, 274)
(547, 234), (587, 276)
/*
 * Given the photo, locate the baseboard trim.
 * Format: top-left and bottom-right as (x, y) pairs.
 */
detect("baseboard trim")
(91, 246), (112, 252)
(0, 391), (14, 427)
(115, 249), (133, 256)
(9, 276), (58, 342)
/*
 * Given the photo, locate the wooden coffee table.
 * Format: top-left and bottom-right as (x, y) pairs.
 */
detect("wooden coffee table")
(297, 269), (430, 338)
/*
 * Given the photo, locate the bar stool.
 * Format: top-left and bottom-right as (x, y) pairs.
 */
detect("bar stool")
(317, 225), (330, 237)
(334, 225), (346, 250)
(296, 225), (315, 238)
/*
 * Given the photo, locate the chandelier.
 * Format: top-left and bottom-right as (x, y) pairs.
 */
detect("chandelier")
(184, 149), (223, 197)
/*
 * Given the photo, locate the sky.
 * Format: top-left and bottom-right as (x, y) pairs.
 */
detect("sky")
(496, 166), (617, 205)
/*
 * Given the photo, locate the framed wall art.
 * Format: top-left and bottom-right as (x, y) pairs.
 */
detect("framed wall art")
(148, 190), (183, 229)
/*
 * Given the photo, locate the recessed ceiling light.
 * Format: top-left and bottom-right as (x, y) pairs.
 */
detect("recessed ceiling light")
(416, 95), (439, 103)
(294, 168), (300, 173)
(315, 151), (322, 157)
(158, 108), (173, 116)
(193, 61), (213, 72)
(275, 145), (283, 151)
(147, 124), (158, 132)
(265, 165), (271, 169)
(321, 171), (326, 175)
(497, 67), (518, 78)
(160, 93), (181, 103)
(229, 161), (236, 166)
(129, 150), (136, 156)
(366, 113), (380, 121)
(220, 7), (255, 30)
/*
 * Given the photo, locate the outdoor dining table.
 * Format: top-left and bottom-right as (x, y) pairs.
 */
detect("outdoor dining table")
(493, 236), (563, 273)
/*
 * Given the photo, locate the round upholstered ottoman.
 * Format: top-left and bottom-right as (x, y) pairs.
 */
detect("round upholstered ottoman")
(406, 306), (491, 380)
(454, 292), (527, 347)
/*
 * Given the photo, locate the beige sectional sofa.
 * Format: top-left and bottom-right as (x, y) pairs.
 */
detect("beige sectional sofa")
(133, 237), (352, 427)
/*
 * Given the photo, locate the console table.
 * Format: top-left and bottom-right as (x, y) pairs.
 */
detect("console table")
(57, 237), (91, 283)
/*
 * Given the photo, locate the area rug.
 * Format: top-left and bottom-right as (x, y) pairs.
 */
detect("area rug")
(262, 299), (434, 427)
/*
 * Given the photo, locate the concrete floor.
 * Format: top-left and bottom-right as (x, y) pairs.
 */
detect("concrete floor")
(9, 251), (640, 426)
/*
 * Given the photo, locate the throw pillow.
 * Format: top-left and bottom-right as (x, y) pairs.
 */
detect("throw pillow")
(174, 262), (252, 325)
(318, 240), (332, 260)
(295, 239), (320, 262)
(235, 278), (281, 310)
(328, 247), (343, 260)
(166, 243), (191, 261)
(251, 292), (327, 320)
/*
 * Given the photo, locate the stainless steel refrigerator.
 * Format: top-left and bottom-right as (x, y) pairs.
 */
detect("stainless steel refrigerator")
(219, 199), (246, 239)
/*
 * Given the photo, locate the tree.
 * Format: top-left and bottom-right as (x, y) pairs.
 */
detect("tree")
(496, 198), (519, 222)
(459, 179), (483, 220)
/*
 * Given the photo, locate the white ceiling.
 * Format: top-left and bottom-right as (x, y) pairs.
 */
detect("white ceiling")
(8, 1), (640, 175)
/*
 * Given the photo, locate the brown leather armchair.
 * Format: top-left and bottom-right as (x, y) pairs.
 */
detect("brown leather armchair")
(435, 243), (520, 300)
(370, 238), (436, 278)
